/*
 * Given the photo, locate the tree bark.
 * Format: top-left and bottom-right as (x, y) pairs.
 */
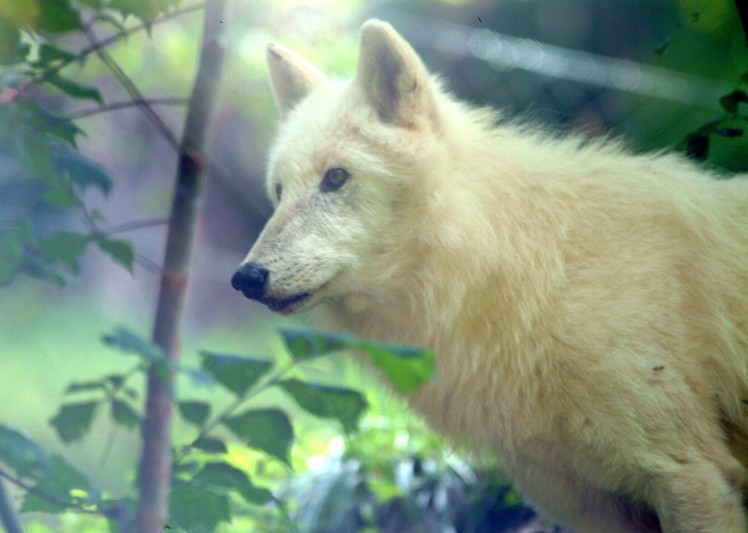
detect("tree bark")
(133, 1), (229, 532)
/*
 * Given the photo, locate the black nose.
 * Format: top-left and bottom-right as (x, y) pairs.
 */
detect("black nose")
(231, 263), (269, 300)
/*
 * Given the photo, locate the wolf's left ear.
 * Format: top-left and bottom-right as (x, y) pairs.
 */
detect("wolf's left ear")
(356, 20), (437, 128)
(267, 42), (327, 116)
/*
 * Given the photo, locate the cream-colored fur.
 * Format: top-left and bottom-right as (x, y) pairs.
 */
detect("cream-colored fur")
(237, 20), (748, 532)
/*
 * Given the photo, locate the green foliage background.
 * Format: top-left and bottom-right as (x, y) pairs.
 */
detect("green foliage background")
(0, 0), (746, 532)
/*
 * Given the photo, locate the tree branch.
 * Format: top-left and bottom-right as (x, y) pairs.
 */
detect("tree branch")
(82, 26), (181, 150)
(11, 3), (206, 101)
(99, 217), (170, 236)
(133, 1), (229, 531)
(64, 98), (188, 122)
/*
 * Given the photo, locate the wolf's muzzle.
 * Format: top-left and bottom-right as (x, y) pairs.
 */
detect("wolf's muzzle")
(231, 263), (269, 300)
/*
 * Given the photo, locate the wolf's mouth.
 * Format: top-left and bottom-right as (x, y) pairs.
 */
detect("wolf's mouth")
(260, 293), (311, 315)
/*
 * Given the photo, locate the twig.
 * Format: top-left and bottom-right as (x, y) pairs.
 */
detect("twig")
(82, 25), (181, 149)
(0, 478), (23, 533)
(133, 1), (229, 531)
(63, 98), (188, 122)
(176, 360), (301, 463)
(0, 469), (98, 516)
(100, 217), (170, 236)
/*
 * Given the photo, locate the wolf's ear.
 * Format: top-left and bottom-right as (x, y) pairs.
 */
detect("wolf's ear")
(267, 42), (326, 116)
(356, 20), (436, 128)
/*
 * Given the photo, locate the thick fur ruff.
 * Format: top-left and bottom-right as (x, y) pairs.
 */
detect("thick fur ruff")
(237, 20), (748, 532)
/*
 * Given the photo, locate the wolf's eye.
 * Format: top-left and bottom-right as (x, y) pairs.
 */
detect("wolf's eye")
(275, 183), (283, 202)
(321, 167), (350, 193)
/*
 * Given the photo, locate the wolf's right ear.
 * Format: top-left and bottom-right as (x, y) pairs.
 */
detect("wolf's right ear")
(267, 42), (326, 116)
(356, 20), (437, 128)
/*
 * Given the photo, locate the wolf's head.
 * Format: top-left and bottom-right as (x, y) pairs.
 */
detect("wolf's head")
(232, 20), (447, 315)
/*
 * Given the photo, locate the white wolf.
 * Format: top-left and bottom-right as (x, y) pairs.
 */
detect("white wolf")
(231, 19), (748, 533)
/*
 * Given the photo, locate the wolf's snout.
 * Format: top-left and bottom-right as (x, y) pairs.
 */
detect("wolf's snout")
(231, 263), (269, 300)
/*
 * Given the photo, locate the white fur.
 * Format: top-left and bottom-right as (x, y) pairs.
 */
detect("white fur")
(241, 20), (748, 532)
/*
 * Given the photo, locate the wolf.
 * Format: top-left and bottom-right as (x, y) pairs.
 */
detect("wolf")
(231, 19), (748, 532)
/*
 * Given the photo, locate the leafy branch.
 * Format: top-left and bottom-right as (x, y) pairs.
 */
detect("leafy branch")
(10, 3), (206, 103)
(681, 84), (748, 160)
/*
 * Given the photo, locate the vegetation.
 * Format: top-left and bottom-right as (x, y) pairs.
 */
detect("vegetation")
(1, 0), (745, 532)
(0, 2), (434, 531)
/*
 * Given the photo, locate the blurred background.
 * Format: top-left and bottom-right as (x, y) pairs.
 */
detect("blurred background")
(2, 0), (747, 531)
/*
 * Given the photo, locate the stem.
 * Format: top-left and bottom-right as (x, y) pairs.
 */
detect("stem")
(177, 361), (300, 462)
(133, 1), (229, 532)
(100, 217), (170, 236)
(83, 26), (181, 150)
(0, 469), (99, 517)
(63, 98), (188, 122)
(0, 478), (23, 533)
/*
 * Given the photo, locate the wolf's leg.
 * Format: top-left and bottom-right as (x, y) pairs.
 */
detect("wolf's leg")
(648, 457), (746, 533)
(510, 465), (659, 533)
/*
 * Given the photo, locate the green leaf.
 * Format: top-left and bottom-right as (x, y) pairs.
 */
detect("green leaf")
(49, 402), (98, 443)
(0, 425), (53, 477)
(714, 126), (743, 138)
(45, 74), (102, 106)
(279, 328), (352, 361)
(279, 328), (435, 394)
(37, 231), (90, 275)
(64, 381), (107, 395)
(36, 0), (80, 33)
(8, 124), (58, 181)
(222, 408), (293, 465)
(105, 374), (125, 389)
(177, 401), (210, 428)
(17, 253), (71, 286)
(102, 327), (166, 362)
(279, 379), (367, 433)
(719, 90), (748, 114)
(21, 455), (92, 514)
(110, 0), (181, 25)
(200, 352), (273, 397)
(94, 237), (134, 272)
(54, 148), (113, 195)
(96, 12), (128, 34)
(41, 179), (77, 207)
(38, 43), (79, 64)
(0, 220), (31, 286)
(14, 100), (82, 146)
(685, 131), (710, 160)
(194, 462), (273, 505)
(111, 399), (140, 428)
(361, 341), (436, 394)
(654, 37), (670, 56)
(0, 15), (26, 65)
(169, 482), (231, 533)
(191, 437), (227, 454)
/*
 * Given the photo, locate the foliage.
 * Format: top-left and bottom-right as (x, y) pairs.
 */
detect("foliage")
(0, 326), (434, 531)
(680, 84), (748, 161)
(0, 0), (158, 287)
(0, 2), (436, 531)
(667, 0), (748, 162)
(284, 421), (538, 533)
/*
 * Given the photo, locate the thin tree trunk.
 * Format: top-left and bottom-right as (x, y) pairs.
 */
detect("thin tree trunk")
(133, 1), (229, 531)
(0, 479), (23, 533)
